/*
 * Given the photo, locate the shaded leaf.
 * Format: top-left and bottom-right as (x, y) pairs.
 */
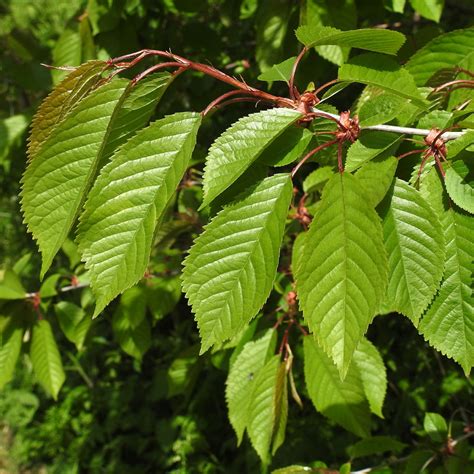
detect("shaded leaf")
(445, 159), (474, 214)
(0, 316), (23, 389)
(423, 412), (448, 442)
(348, 436), (406, 459)
(258, 57), (296, 84)
(409, 0), (444, 23)
(0, 270), (26, 300)
(55, 302), (91, 350)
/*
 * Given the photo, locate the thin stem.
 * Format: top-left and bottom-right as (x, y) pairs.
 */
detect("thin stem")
(314, 79), (339, 98)
(397, 149), (421, 160)
(433, 79), (474, 93)
(202, 90), (270, 116)
(132, 61), (185, 83)
(289, 46), (308, 100)
(291, 139), (338, 178)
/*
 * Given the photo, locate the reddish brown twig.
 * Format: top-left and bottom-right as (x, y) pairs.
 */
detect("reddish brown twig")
(289, 46), (308, 100)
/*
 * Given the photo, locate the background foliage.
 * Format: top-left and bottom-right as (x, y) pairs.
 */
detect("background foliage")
(0, 0), (473, 472)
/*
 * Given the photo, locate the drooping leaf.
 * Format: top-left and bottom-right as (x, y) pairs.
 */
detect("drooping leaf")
(353, 338), (387, 418)
(200, 108), (301, 208)
(55, 301), (91, 350)
(184, 174), (292, 352)
(258, 57), (296, 84)
(78, 112), (201, 316)
(27, 60), (105, 160)
(303, 337), (371, 438)
(30, 320), (65, 399)
(445, 159), (474, 214)
(345, 131), (401, 172)
(406, 28), (474, 86)
(226, 329), (277, 444)
(0, 316), (23, 389)
(381, 179), (445, 324)
(419, 210), (474, 374)
(409, 0), (444, 22)
(296, 173), (388, 377)
(296, 25), (405, 55)
(355, 156), (398, 207)
(339, 54), (427, 108)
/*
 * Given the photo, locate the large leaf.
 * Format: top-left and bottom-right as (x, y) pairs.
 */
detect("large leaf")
(303, 337), (371, 438)
(296, 25), (405, 55)
(339, 54), (427, 108)
(27, 60), (105, 160)
(419, 210), (474, 374)
(183, 174), (293, 352)
(30, 320), (65, 399)
(353, 339), (387, 418)
(445, 160), (474, 214)
(0, 316), (23, 389)
(381, 179), (445, 324)
(200, 108), (301, 208)
(226, 329), (276, 444)
(296, 173), (388, 377)
(78, 112), (201, 316)
(406, 28), (474, 86)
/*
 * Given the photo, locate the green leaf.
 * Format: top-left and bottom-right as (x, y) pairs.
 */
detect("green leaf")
(271, 361), (288, 455)
(419, 210), (474, 374)
(303, 166), (335, 194)
(201, 108), (301, 208)
(381, 179), (445, 324)
(78, 112), (201, 316)
(445, 160), (474, 214)
(27, 60), (105, 160)
(258, 57), (296, 84)
(355, 156), (398, 207)
(0, 317), (23, 389)
(423, 412), (448, 442)
(296, 173), (388, 377)
(447, 130), (474, 159)
(339, 54), (427, 108)
(51, 27), (82, 84)
(358, 92), (408, 127)
(183, 174), (293, 352)
(39, 274), (61, 298)
(348, 436), (406, 459)
(22, 79), (128, 278)
(226, 329), (276, 444)
(345, 131), (401, 172)
(0, 114), (30, 163)
(353, 339), (387, 418)
(0, 269), (26, 300)
(406, 28), (474, 86)
(30, 320), (65, 399)
(303, 337), (371, 438)
(55, 302), (91, 350)
(166, 345), (200, 397)
(296, 25), (405, 55)
(409, 0), (444, 23)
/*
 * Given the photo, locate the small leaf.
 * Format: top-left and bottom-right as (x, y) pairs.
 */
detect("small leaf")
(353, 339), (387, 418)
(445, 160), (474, 214)
(271, 362), (288, 455)
(409, 0), (444, 23)
(348, 436), (406, 459)
(381, 179), (445, 324)
(423, 412), (448, 442)
(296, 25), (405, 55)
(0, 270), (26, 300)
(303, 166), (335, 194)
(183, 174), (293, 352)
(339, 53), (427, 108)
(226, 329), (276, 444)
(0, 316), (23, 389)
(303, 337), (371, 438)
(30, 320), (65, 399)
(55, 302), (91, 350)
(78, 112), (201, 316)
(296, 173), (388, 377)
(419, 210), (474, 374)
(201, 108), (301, 208)
(51, 27), (82, 84)
(258, 57), (296, 83)
(39, 274), (61, 298)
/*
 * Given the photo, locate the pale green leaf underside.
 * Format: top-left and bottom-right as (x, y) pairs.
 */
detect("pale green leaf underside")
(296, 25), (405, 55)
(381, 179), (445, 324)
(303, 337), (371, 438)
(353, 338), (387, 418)
(78, 112), (201, 316)
(445, 160), (474, 214)
(30, 320), (65, 400)
(183, 174), (293, 352)
(201, 108), (301, 208)
(419, 210), (474, 374)
(296, 173), (388, 378)
(339, 53), (427, 108)
(226, 329), (276, 444)
(21, 79), (128, 278)
(0, 318), (23, 389)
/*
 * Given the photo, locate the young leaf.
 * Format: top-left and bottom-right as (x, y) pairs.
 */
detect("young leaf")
(78, 112), (202, 316)
(183, 174), (293, 352)
(353, 338), (387, 418)
(257, 56), (296, 84)
(226, 329), (277, 444)
(444, 160), (474, 214)
(30, 320), (65, 400)
(200, 108), (301, 208)
(419, 210), (474, 374)
(0, 316), (23, 389)
(296, 173), (388, 377)
(28, 60), (105, 160)
(55, 301), (91, 350)
(296, 25), (405, 55)
(409, 0), (444, 22)
(339, 54), (427, 108)
(303, 337), (371, 438)
(423, 412), (448, 442)
(381, 179), (445, 324)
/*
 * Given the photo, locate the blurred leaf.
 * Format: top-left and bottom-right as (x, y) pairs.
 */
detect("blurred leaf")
(55, 302), (91, 350)
(423, 412), (448, 441)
